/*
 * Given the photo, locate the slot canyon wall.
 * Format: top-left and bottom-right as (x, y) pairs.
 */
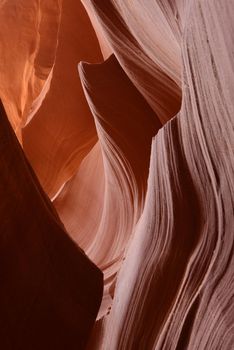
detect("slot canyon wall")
(0, 0), (234, 349)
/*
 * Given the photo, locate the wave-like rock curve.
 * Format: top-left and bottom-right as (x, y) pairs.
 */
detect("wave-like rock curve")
(1, 0), (234, 349)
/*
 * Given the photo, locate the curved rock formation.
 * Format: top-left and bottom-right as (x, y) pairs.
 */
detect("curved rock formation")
(86, 1), (234, 349)
(22, 0), (103, 198)
(0, 101), (103, 349)
(81, 0), (182, 123)
(54, 54), (160, 317)
(0, 0), (62, 138)
(1, 0), (234, 349)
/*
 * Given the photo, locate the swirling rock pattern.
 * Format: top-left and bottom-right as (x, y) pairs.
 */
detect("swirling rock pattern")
(0, 0), (62, 138)
(1, 0), (234, 349)
(22, 0), (102, 198)
(55, 54), (160, 318)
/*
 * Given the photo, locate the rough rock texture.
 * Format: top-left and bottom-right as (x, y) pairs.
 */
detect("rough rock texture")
(1, 0), (234, 349)
(84, 1), (234, 349)
(81, 0), (182, 123)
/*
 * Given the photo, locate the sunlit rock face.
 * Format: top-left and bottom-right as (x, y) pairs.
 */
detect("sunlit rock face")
(22, 0), (103, 198)
(1, 0), (234, 349)
(0, 0), (62, 138)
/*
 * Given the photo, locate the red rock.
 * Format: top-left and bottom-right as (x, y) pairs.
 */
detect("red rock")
(1, 0), (234, 349)
(0, 100), (103, 349)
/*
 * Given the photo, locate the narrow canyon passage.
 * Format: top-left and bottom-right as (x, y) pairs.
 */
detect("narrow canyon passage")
(0, 1), (233, 349)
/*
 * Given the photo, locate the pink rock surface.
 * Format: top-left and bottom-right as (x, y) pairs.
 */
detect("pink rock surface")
(86, 1), (234, 349)
(54, 54), (160, 317)
(1, 0), (234, 349)
(82, 0), (182, 123)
